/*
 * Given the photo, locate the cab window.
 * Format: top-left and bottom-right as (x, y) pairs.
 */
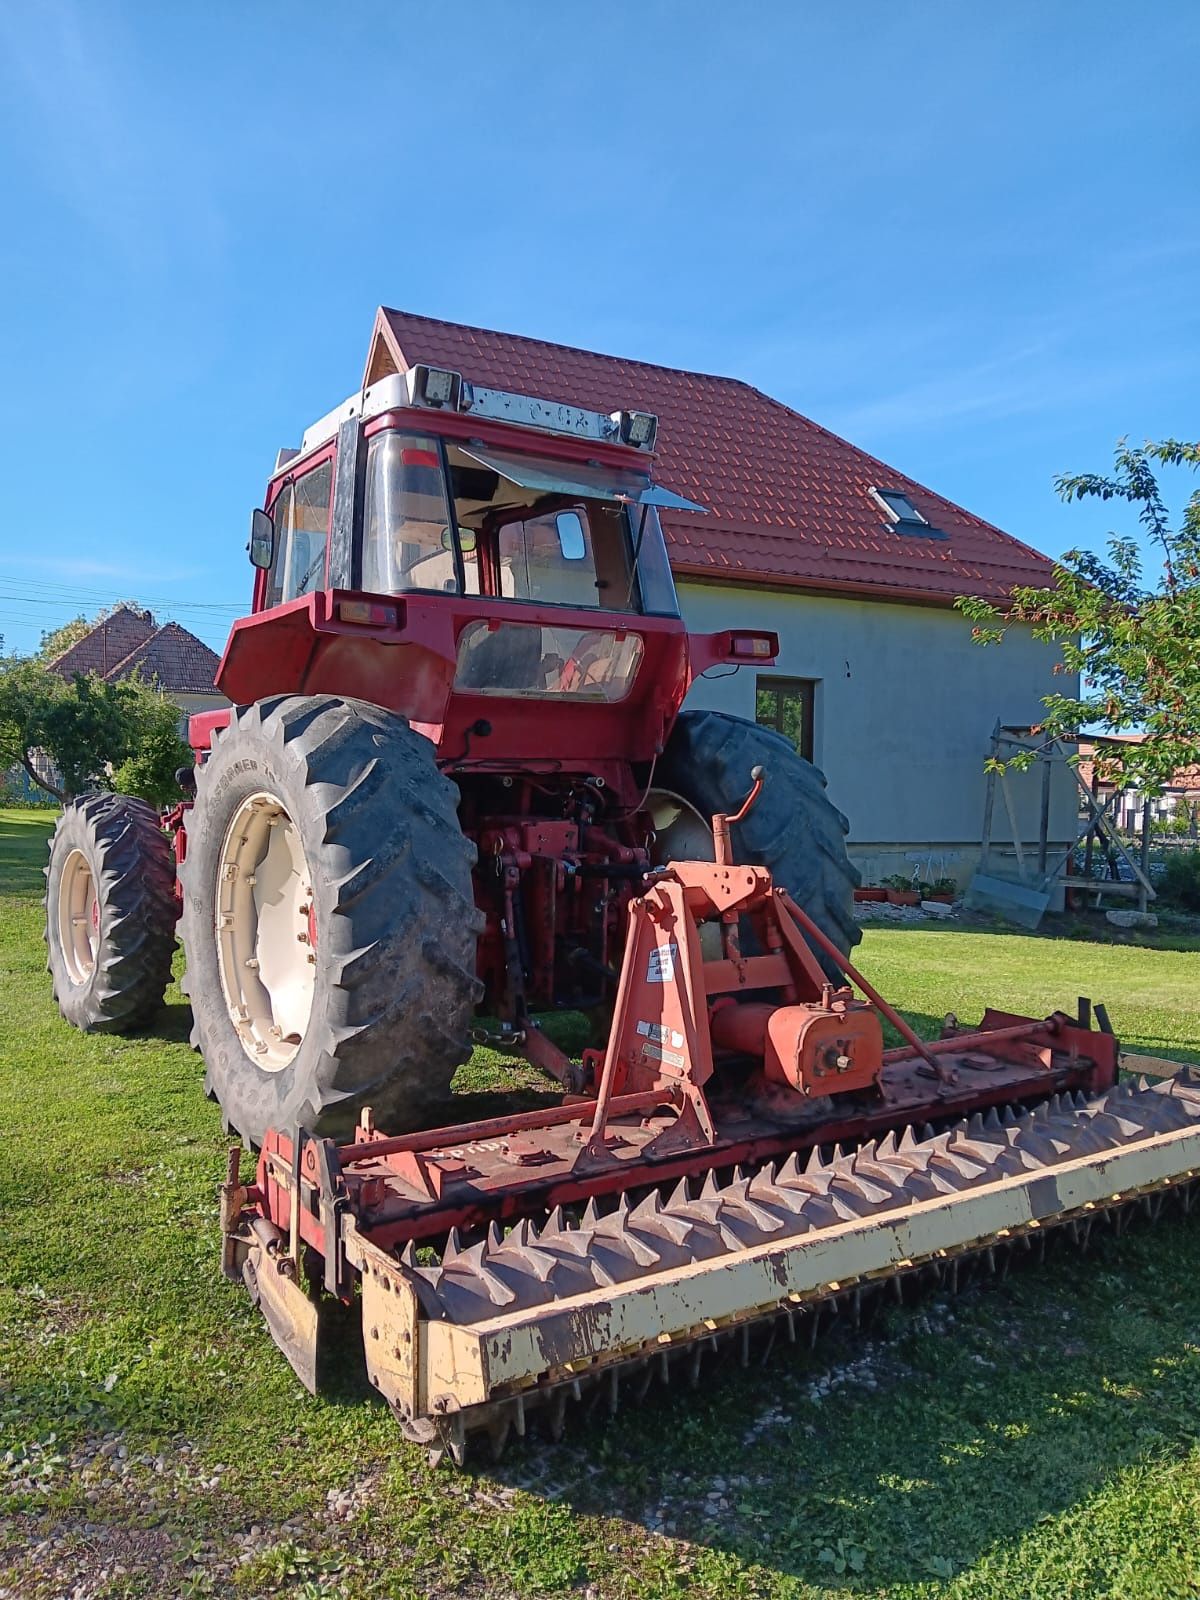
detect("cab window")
(362, 432), (460, 594)
(495, 505), (626, 608)
(448, 444), (635, 611)
(266, 462), (333, 607)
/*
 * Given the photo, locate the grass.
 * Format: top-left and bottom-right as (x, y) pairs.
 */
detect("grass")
(3, 805), (1200, 1597)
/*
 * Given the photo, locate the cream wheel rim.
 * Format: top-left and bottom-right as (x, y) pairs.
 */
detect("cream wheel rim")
(646, 788), (717, 869)
(58, 847), (100, 984)
(645, 788), (722, 960)
(216, 793), (316, 1072)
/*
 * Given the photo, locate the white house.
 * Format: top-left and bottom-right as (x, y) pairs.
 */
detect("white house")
(365, 309), (1073, 890)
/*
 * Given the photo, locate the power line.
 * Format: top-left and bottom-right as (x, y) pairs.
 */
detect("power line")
(0, 591), (239, 613)
(0, 574), (245, 612)
(0, 590), (242, 618)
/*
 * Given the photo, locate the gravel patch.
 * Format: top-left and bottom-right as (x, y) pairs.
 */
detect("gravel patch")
(0, 1429), (387, 1597)
(853, 900), (961, 925)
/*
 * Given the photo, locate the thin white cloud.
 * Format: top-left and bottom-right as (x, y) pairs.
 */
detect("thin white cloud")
(826, 346), (1189, 439)
(7, 554), (208, 584)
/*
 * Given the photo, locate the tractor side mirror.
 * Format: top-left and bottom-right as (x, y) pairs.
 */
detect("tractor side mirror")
(555, 510), (586, 561)
(440, 526), (478, 554)
(249, 508), (275, 569)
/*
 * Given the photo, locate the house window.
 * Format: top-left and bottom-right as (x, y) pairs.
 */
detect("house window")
(870, 486), (947, 540)
(755, 676), (815, 763)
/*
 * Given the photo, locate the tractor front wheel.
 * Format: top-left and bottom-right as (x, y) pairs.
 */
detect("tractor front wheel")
(45, 793), (177, 1031)
(179, 695), (483, 1147)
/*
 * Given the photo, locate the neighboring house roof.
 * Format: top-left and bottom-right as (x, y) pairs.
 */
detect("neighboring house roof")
(49, 608), (220, 695)
(368, 308), (1057, 607)
(106, 620), (221, 694)
(1078, 737), (1200, 797)
(48, 606), (157, 679)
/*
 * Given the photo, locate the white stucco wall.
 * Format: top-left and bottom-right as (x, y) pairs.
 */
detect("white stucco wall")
(677, 581), (1077, 888)
(175, 691), (228, 718)
(174, 690), (229, 735)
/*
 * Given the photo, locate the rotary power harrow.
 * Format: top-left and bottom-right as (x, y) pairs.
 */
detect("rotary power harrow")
(219, 775), (1200, 1464)
(44, 322), (1200, 1466)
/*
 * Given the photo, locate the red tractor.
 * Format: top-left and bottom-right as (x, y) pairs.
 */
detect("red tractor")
(45, 324), (1197, 1462)
(46, 348), (859, 1149)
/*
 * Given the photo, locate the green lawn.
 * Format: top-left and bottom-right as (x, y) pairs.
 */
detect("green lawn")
(3, 806), (1200, 1598)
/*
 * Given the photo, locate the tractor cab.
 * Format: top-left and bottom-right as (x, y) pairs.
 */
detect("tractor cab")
(209, 361), (772, 781)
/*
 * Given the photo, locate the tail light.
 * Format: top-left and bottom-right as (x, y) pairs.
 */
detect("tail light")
(728, 631), (778, 660)
(335, 600), (401, 628)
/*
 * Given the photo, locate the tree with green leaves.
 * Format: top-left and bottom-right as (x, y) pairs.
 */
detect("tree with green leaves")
(0, 657), (189, 807)
(110, 689), (192, 808)
(38, 614), (90, 660)
(957, 439), (1200, 793)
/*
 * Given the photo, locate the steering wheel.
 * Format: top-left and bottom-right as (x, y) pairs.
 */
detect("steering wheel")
(558, 637), (612, 694)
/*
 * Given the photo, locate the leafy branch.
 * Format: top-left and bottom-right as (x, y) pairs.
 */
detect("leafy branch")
(957, 439), (1200, 795)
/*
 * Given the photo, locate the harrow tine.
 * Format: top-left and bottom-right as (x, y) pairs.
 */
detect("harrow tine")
(547, 1387), (568, 1442)
(759, 1321), (779, 1365)
(487, 1413), (510, 1462)
(370, 1066), (1200, 1467)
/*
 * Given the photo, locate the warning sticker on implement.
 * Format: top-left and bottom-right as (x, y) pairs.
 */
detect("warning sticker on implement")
(642, 1040), (687, 1069)
(646, 942), (678, 984)
(637, 1019), (685, 1050)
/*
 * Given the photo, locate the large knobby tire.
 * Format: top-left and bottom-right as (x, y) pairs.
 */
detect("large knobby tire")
(45, 793), (177, 1031)
(179, 695), (483, 1147)
(652, 709), (860, 976)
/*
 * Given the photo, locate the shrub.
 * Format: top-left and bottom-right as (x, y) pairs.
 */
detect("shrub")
(1157, 850), (1200, 911)
(110, 692), (190, 809)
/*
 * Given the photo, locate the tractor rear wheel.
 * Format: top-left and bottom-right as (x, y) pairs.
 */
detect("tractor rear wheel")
(45, 793), (177, 1031)
(179, 695), (483, 1147)
(649, 709), (860, 974)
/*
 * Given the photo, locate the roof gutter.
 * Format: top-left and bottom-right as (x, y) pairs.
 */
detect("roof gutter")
(668, 563), (1029, 614)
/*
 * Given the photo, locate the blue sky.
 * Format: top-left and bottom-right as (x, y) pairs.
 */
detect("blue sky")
(0, 0), (1196, 656)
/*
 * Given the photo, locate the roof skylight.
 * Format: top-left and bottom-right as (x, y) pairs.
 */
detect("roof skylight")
(870, 487), (947, 539)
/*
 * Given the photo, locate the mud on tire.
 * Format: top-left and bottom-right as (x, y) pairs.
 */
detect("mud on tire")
(180, 695), (483, 1147)
(655, 709), (860, 976)
(45, 793), (177, 1032)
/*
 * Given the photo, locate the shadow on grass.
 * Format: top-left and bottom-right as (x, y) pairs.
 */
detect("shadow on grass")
(482, 1215), (1200, 1590)
(860, 908), (1200, 954)
(145, 999), (196, 1047)
(0, 810), (55, 896)
(9, 1209), (1198, 1594)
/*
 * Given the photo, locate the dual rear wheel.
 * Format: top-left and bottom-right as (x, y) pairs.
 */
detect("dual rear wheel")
(44, 793), (177, 1033)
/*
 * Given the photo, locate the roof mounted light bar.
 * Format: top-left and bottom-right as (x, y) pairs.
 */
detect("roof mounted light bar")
(294, 368), (660, 461)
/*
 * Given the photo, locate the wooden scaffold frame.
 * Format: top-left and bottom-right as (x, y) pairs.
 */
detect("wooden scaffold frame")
(970, 723), (1156, 925)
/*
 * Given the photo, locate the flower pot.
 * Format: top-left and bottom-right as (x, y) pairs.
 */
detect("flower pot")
(886, 889), (921, 906)
(854, 887), (887, 902)
(925, 892), (955, 904)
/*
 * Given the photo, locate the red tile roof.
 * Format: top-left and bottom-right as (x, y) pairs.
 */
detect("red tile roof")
(107, 621), (221, 694)
(1078, 738), (1200, 796)
(373, 308), (1056, 606)
(49, 606), (157, 679)
(50, 608), (220, 695)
